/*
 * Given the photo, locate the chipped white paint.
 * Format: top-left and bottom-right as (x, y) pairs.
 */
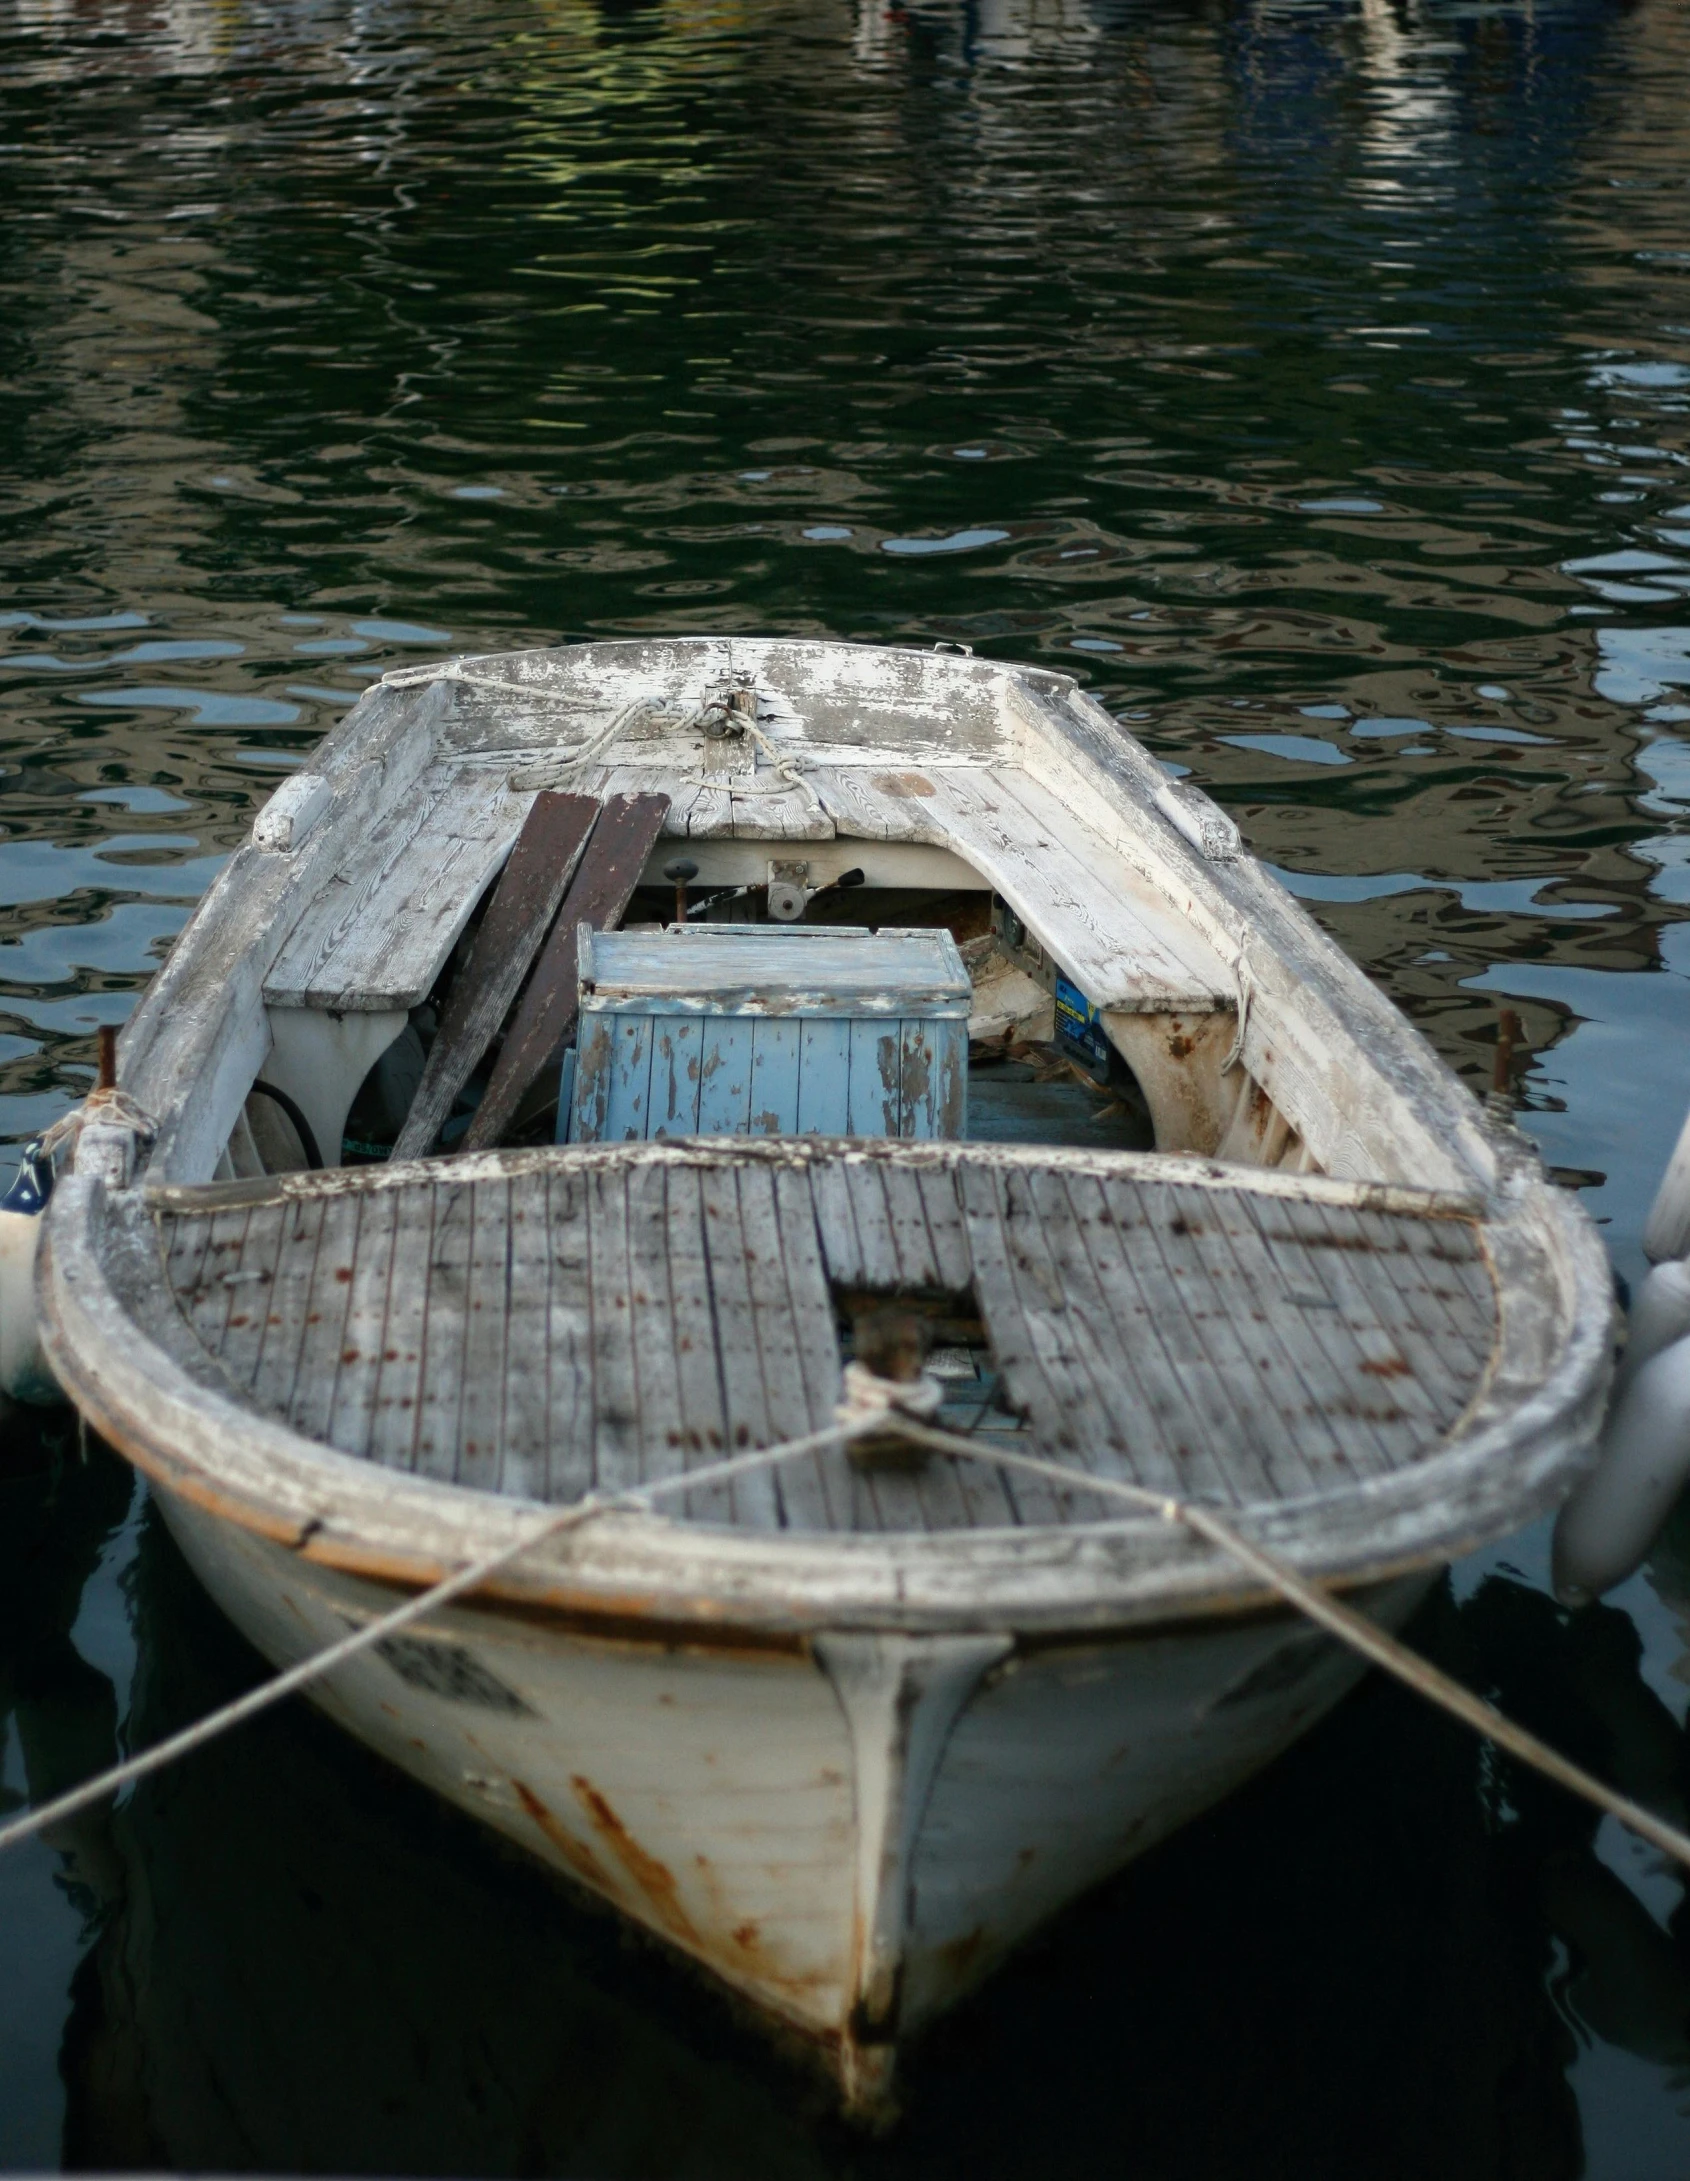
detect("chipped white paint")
(155, 1486), (1425, 2106)
(1153, 777), (1240, 861)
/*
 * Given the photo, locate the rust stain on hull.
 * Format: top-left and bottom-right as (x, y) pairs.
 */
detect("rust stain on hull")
(691, 1854), (835, 2004)
(571, 1774), (702, 1948)
(512, 1779), (621, 1899)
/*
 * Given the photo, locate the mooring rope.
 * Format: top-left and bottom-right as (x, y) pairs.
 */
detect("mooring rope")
(887, 1419), (1690, 1875)
(389, 663), (823, 816)
(504, 696), (669, 792)
(6, 1370), (1689, 1877)
(0, 1413), (869, 1857)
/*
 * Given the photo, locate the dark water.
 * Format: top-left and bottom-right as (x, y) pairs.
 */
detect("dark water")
(3, 0), (1690, 2169)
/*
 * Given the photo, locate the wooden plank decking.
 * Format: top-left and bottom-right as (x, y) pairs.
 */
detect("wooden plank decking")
(154, 1145), (1498, 1536)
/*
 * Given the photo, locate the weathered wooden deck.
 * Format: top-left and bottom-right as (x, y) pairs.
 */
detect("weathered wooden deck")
(154, 1143), (1496, 1536)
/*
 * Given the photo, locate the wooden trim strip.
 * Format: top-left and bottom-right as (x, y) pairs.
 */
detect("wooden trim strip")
(143, 1136), (1486, 1224)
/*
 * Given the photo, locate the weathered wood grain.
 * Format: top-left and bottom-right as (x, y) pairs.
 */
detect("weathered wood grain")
(412, 1183), (474, 1484)
(391, 793), (599, 1161)
(1187, 1187), (1371, 1493)
(155, 1128), (1505, 1536)
(287, 1194), (364, 1449)
(625, 1157), (693, 1495)
(179, 1206), (251, 1362)
(924, 768), (1231, 1014)
(737, 1162), (839, 1533)
(585, 1159), (642, 1497)
(541, 1166), (595, 1504)
(323, 1188), (399, 1462)
(951, 1164), (1100, 1527)
(464, 793), (670, 1151)
(370, 1184), (435, 1473)
(498, 1175), (554, 1501)
(696, 1164), (782, 1531)
(458, 1182), (513, 1494)
(660, 1162), (737, 1523)
(246, 1197), (328, 1426)
(266, 765), (526, 1013)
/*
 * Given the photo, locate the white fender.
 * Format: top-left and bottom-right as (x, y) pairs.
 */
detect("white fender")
(1643, 1104), (1690, 1264)
(1553, 1329), (1690, 1605)
(1613, 1259), (1690, 1403)
(0, 1195), (60, 1406)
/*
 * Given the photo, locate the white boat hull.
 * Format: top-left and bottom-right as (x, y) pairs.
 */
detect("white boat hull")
(160, 1485), (1428, 2107)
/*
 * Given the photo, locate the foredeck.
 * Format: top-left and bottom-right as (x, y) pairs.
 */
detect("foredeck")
(150, 1141), (1497, 1537)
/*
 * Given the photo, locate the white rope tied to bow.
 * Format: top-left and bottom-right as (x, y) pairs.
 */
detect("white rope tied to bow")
(7, 1373), (1690, 1879)
(736, 719), (827, 821)
(32, 1086), (159, 1181)
(506, 697), (674, 792)
(671, 709), (827, 821)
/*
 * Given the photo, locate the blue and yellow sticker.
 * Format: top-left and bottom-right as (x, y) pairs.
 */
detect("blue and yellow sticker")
(1054, 974), (1111, 1073)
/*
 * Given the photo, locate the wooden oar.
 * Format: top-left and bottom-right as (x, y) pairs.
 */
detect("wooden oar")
(461, 792), (670, 1152)
(391, 792), (599, 1161)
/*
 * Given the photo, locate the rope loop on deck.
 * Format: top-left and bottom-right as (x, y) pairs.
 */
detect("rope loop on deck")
(505, 696), (674, 791)
(834, 1359), (945, 1431)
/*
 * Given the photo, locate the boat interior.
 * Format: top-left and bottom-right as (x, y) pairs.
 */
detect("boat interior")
(123, 649), (1521, 1542)
(225, 659), (1316, 1191)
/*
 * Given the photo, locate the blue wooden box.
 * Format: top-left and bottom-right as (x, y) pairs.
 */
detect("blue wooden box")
(570, 924), (970, 1144)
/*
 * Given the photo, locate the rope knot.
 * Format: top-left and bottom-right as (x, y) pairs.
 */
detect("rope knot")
(38, 1084), (158, 1168)
(836, 1358), (943, 1470)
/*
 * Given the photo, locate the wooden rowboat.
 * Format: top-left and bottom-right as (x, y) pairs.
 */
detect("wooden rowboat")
(33, 637), (1612, 2114)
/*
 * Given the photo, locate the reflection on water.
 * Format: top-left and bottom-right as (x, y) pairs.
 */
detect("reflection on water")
(3, 0), (1690, 2169)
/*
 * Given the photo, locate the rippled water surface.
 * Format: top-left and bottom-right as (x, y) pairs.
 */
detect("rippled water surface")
(4, 0), (1690, 2171)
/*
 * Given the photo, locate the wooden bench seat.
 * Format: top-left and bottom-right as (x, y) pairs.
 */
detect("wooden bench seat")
(265, 763), (526, 1013)
(261, 755), (1235, 1145)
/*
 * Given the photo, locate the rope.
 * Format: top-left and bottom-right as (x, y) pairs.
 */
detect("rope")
(37, 1086), (157, 1166)
(505, 697), (671, 792)
(384, 662), (825, 819)
(8, 1366), (1688, 1878)
(668, 716), (826, 820)
(837, 1358), (943, 1427)
(1221, 953), (1254, 1077)
(738, 720), (827, 821)
(886, 1418), (1690, 1876)
(381, 661), (600, 705)
(0, 1412), (873, 1858)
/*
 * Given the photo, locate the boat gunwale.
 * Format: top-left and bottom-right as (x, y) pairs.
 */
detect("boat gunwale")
(139, 1134), (1486, 1222)
(39, 1144), (1613, 1637)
